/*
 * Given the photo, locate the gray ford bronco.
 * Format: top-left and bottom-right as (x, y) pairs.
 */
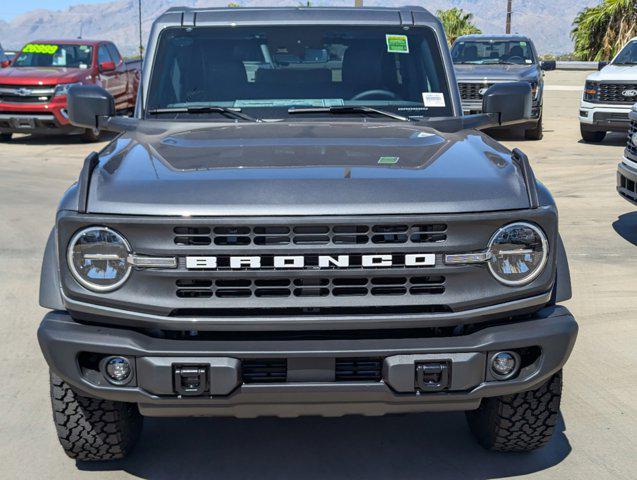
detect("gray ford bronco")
(38, 6), (577, 460)
(451, 34), (556, 140)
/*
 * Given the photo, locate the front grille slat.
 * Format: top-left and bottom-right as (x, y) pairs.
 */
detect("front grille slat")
(598, 83), (637, 104)
(173, 223), (447, 247)
(458, 82), (493, 101)
(0, 84), (55, 104)
(335, 358), (382, 381)
(627, 119), (637, 159)
(175, 276), (446, 298)
(242, 359), (287, 383)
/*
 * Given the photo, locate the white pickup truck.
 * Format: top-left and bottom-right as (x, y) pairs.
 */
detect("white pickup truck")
(579, 37), (637, 143)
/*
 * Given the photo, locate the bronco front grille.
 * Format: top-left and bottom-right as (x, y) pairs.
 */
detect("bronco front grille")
(598, 83), (637, 104)
(174, 223), (447, 247)
(176, 275), (445, 298)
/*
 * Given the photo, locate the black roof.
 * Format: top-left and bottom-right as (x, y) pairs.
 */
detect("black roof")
(156, 6), (438, 26)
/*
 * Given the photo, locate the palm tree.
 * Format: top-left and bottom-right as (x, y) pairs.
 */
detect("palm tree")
(436, 7), (482, 45)
(571, 0), (637, 61)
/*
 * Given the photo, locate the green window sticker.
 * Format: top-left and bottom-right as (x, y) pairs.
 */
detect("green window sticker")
(22, 43), (59, 55)
(386, 35), (409, 54)
(378, 156), (400, 165)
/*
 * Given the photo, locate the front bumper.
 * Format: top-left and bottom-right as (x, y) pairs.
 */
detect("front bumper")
(38, 306), (578, 418)
(617, 159), (637, 205)
(579, 100), (632, 132)
(0, 96), (81, 135)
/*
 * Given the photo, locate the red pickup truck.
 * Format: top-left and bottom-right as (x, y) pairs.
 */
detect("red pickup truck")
(0, 40), (139, 142)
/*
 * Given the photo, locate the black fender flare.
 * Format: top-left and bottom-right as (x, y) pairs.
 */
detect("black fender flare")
(554, 233), (572, 303)
(39, 228), (65, 310)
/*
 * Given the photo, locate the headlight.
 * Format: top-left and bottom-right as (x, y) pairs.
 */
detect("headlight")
(530, 82), (539, 99)
(584, 81), (599, 101)
(54, 82), (82, 97)
(67, 227), (131, 292)
(488, 222), (548, 286)
(632, 103), (637, 112)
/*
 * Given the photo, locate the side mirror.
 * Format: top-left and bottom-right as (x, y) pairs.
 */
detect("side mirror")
(68, 85), (115, 129)
(0, 60), (10, 68)
(598, 61), (608, 71)
(482, 82), (532, 126)
(540, 60), (556, 71)
(99, 61), (116, 72)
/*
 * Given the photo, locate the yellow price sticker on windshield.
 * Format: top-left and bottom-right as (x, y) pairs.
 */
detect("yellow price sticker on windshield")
(22, 44), (59, 55)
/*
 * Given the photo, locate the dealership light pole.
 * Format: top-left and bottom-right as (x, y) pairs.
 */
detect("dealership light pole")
(506, 0), (512, 34)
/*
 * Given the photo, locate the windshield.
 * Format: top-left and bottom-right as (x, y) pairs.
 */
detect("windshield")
(451, 40), (535, 65)
(13, 43), (93, 68)
(614, 41), (637, 65)
(146, 25), (453, 120)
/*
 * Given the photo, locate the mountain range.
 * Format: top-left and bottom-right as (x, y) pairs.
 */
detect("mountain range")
(0, 0), (600, 55)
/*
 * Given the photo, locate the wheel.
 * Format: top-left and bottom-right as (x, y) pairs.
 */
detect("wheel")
(81, 128), (101, 143)
(50, 372), (143, 461)
(465, 371), (562, 452)
(524, 116), (543, 141)
(580, 126), (606, 143)
(0, 133), (12, 142)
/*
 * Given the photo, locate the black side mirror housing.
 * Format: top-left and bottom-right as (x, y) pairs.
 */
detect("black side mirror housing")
(482, 82), (532, 126)
(597, 61), (609, 71)
(67, 85), (115, 130)
(541, 60), (556, 71)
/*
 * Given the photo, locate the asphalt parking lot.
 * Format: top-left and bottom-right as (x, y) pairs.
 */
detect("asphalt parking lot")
(0, 70), (635, 479)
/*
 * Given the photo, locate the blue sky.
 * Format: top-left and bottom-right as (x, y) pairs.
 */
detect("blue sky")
(1, 0), (107, 21)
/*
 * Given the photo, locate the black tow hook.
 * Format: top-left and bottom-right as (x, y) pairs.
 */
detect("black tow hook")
(415, 362), (450, 392)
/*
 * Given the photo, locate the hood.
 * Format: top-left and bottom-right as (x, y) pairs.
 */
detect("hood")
(587, 64), (637, 82)
(0, 67), (89, 85)
(454, 63), (539, 82)
(86, 121), (530, 216)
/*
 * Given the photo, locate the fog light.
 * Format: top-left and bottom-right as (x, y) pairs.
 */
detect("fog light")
(491, 351), (518, 379)
(104, 356), (132, 384)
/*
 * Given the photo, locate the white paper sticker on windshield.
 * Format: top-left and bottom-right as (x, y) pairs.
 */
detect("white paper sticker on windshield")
(422, 92), (445, 107)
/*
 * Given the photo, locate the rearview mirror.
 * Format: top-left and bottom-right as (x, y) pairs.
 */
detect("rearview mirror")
(540, 60), (556, 71)
(68, 85), (115, 129)
(482, 82), (532, 126)
(598, 61), (608, 71)
(99, 61), (116, 72)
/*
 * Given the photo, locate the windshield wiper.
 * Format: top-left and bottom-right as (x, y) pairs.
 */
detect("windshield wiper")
(288, 106), (409, 122)
(147, 106), (259, 122)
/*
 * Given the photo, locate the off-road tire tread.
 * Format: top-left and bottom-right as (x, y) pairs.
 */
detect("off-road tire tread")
(50, 372), (142, 461)
(466, 371), (562, 452)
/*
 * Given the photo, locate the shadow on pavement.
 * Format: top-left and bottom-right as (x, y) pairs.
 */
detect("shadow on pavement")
(576, 132), (627, 147)
(78, 412), (571, 479)
(612, 212), (637, 246)
(6, 132), (115, 146)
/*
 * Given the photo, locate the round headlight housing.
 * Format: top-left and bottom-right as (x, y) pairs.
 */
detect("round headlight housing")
(488, 222), (548, 286)
(67, 227), (131, 292)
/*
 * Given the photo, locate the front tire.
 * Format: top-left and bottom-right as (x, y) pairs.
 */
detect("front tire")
(81, 128), (101, 143)
(465, 371), (562, 452)
(524, 116), (543, 141)
(0, 133), (12, 142)
(580, 126), (606, 143)
(50, 372), (143, 461)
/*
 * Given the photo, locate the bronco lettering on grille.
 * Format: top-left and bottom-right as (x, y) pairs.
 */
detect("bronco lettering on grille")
(186, 254), (436, 270)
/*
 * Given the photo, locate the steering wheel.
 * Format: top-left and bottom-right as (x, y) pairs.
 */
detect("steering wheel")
(351, 89), (399, 101)
(507, 56), (525, 64)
